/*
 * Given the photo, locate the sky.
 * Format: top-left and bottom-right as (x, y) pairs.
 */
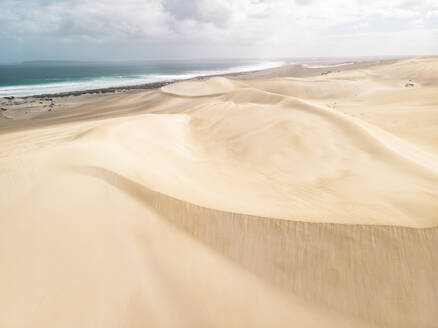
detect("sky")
(0, 0), (437, 62)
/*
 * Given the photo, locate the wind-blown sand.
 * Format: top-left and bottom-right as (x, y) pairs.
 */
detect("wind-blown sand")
(0, 57), (437, 327)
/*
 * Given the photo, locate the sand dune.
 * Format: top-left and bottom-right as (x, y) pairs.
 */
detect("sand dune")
(1, 57), (438, 327)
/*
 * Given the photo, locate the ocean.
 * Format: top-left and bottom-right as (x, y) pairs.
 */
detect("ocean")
(0, 59), (284, 97)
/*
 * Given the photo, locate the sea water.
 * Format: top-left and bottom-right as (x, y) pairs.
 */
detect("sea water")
(0, 59), (284, 97)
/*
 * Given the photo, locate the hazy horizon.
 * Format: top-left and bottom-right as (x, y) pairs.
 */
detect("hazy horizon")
(1, 0), (437, 63)
(0, 55), (414, 65)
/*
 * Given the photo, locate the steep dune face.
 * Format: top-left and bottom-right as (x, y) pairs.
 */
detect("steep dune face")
(0, 57), (438, 327)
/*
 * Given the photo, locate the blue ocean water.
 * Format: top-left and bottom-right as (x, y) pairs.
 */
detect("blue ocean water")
(0, 59), (284, 97)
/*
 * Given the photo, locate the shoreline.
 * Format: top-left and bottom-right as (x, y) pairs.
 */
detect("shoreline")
(0, 57), (402, 132)
(1, 62), (289, 100)
(1, 55), (437, 327)
(5, 67), (282, 99)
(1, 57), (400, 100)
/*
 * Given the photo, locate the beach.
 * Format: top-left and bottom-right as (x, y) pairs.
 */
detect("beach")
(1, 56), (437, 327)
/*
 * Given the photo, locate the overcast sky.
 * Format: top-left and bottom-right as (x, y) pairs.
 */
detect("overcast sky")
(0, 0), (437, 62)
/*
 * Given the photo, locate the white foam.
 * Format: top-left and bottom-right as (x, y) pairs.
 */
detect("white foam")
(0, 61), (284, 97)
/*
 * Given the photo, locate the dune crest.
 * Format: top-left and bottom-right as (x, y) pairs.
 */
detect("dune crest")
(1, 57), (438, 327)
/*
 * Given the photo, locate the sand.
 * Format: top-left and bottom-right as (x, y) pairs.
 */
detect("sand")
(0, 56), (437, 327)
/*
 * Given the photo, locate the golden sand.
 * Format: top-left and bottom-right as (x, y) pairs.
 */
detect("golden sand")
(1, 57), (437, 327)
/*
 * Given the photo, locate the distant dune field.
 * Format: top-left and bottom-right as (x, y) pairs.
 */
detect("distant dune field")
(1, 57), (437, 327)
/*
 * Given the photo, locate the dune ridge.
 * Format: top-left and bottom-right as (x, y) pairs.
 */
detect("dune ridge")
(1, 57), (438, 327)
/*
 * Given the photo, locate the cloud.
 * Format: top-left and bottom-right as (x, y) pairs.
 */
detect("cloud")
(1, 0), (172, 40)
(0, 0), (437, 61)
(426, 10), (438, 18)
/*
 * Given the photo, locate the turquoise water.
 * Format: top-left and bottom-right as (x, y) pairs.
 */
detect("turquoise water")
(0, 59), (284, 97)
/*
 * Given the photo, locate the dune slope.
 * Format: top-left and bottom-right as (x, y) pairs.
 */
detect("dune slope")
(1, 57), (438, 327)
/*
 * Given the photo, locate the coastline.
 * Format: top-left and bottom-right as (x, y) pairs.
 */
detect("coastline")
(1, 57), (398, 100)
(0, 60), (288, 99)
(0, 57), (400, 133)
(1, 55), (437, 327)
